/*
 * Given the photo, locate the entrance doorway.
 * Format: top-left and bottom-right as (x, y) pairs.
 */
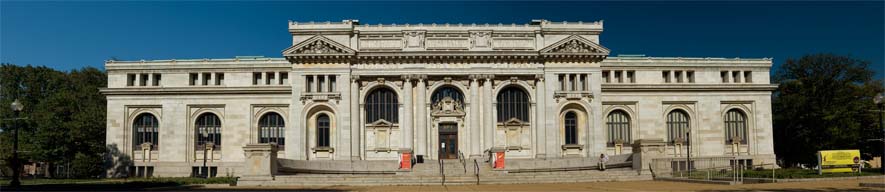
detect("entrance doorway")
(438, 123), (458, 159)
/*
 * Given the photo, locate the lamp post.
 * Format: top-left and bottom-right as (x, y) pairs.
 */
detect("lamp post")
(9, 99), (24, 187)
(686, 131), (691, 174)
(874, 93), (885, 174)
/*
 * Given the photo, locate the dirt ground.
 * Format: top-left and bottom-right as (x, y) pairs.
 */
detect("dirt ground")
(202, 177), (885, 192)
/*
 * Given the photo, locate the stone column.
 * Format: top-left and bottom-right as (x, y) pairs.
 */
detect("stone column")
(469, 75), (481, 157)
(535, 74), (546, 158)
(402, 76), (413, 151)
(482, 75), (494, 157)
(415, 76), (427, 156)
(242, 143), (278, 178)
(350, 76), (361, 160)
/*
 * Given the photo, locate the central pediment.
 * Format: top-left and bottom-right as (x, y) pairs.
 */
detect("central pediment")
(282, 35), (355, 60)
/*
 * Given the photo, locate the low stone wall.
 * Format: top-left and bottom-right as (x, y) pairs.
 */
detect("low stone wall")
(278, 159), (402, 174)
(503, 154), (632, 173)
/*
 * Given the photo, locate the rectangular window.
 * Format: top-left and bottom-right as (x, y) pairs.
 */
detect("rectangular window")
(626, 71), (635, 83)
(317, 75), (326, 92)
(266, 72), (275, 85)
(744, 71), (752, 83)
(253, 72), (262, 85)
(201, 73), (211, 86)
(732, 71), (741, 83)
(602, 71), (610, 83)
(614, 70), (622, 83)
(721, 71), (729, 83)
(675, 71), (683, 83)
(139, 73), (148, 86)
(663, 71), (671, 83)
(127, 74), (136, 86)
(687, 71), (695, 83)
(558, 75), (565, 90)
(190, 73), (198, 86)
(306, 75), (313, 92)
(215, 73), (224, 85)
(580, 74), (587, 91)
(152, 73), (161, 86)
(329, 75), (336, 92)
(279, 72), (288, 85)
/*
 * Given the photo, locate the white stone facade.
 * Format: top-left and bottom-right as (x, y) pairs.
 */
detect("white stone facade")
(102, 19), (777, 177)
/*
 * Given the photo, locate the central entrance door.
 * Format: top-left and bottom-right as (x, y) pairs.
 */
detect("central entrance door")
(438, 123), (458, 159)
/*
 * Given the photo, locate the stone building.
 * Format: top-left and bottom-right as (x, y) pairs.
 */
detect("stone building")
(102, 19), (777, 177)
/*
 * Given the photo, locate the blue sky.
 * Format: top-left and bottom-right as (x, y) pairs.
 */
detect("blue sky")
(1, 1), (883, 78)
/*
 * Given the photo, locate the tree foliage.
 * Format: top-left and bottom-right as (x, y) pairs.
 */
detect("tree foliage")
(773, 54), (884, 167)
(0, 64), (107, 178)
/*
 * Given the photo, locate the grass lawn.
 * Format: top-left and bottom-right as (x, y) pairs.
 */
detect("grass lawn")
(0, 177), (236, 191)
(667, 168), (884, 180)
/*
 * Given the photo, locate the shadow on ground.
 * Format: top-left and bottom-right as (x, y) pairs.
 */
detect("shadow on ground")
(698, 188), (882, 192)
(1, 183), (348, 191)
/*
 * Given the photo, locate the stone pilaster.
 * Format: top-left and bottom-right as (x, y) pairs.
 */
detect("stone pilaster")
(534, 74), (546, 158)
(350, 75), (361, 160)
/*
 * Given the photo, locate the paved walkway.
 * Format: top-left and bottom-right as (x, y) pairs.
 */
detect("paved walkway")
(201, 177), (885, 191)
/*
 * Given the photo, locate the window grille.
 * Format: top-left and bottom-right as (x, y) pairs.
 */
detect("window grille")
(496, 86), (530, 122)
(258, 112), (285, 148)
(606, 110), (631, 146)
(133, 113), (159, 150)
(365, 88), (399, 123)
(195, 113), (222, 150)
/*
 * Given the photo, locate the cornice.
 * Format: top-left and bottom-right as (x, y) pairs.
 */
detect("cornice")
(100, 86), (292, 95)
(601, 84), (778, 92)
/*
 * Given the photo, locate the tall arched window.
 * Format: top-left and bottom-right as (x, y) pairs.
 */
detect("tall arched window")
(365, 87), (399, 123)
(496, 86), (530, 122)
(195, 113), (222, 150)
(317, 114), (331, 147)
(724, 109), (748, 144)
(133, 113), (159, 150)
(667, 110), (690, 144)
(258, 112), (285, 147)
(606, 110), (631, 146)
(564, 111), (578, 145)
(431, 86), (464, 105)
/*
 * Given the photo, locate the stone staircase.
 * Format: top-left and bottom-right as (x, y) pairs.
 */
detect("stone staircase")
(238, 166), (650, 186)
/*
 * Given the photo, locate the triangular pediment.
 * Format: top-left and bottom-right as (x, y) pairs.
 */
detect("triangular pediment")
(282, 35), (356, 56)
(539, 35), (610, 56)
(369, 119), (394, 127)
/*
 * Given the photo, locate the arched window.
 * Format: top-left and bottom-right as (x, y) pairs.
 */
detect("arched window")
(365, 87), (399, 123)
(195, 113), (222, 150)
(606, 110), (631, 146)
(724, 109), (748, 144)
(564, 111), (578, 145)
(258, 112), (285, 147)
(133, 113), (159, 150)
(496, 86), (530, 122)
(667, 110), (690, 144)
(431, 86), (464, 105)
(317, 114), (330, 147)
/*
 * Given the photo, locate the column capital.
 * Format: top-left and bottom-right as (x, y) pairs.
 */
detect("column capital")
(535, 74), (545, 81)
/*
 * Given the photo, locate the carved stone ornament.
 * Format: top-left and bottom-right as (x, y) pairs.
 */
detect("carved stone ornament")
(431, 97), (465, 117)
(282, 35), (355, 56)
(539, 35), (610, 56)
(470, 31), (491, 48)
(404, 31), (425, 48)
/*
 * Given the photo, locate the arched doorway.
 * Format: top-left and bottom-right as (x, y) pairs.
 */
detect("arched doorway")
(430, 86), (465, 159)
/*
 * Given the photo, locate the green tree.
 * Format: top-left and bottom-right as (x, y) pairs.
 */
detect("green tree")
(1, 64), (106, 178)
(773, 54), (884, 167)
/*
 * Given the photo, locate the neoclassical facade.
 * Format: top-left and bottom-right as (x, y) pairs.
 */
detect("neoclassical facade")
(103, 19), (777, 177)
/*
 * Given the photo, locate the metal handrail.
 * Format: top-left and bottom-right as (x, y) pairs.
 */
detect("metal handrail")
(458, 151), (467, 173)
(473, 159), (480, 185)
(439, 158), (445, 185)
